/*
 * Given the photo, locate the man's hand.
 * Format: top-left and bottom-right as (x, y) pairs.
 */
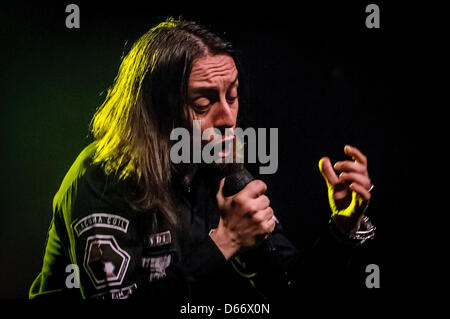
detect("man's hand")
(210, 178), (276, 259)
(319, 145), (372, 235)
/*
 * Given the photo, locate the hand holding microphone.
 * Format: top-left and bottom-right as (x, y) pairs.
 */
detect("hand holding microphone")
(210, 168), (276, 259)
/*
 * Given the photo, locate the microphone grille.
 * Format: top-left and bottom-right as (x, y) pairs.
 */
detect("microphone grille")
(222, 168), (254, 197)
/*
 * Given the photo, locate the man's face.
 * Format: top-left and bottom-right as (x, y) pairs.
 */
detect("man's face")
(187, 54), (239, 159)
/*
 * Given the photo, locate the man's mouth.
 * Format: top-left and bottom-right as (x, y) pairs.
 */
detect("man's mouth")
(219, 136), (235, 158)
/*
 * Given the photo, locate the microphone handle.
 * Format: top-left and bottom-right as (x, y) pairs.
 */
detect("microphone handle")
(223, 167), (293, 292)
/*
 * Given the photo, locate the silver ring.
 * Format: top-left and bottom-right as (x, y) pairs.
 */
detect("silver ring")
(368, 184), (374, 192)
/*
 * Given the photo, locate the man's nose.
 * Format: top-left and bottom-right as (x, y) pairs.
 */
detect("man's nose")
(212, 98), (235, 132)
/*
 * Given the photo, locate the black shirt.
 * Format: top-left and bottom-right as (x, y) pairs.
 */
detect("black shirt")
(29, 142), (358, 301)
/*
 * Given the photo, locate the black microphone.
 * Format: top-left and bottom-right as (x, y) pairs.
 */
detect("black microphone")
(222, 166), (254, 197)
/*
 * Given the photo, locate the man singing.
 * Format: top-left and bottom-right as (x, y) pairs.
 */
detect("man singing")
(30, 18), (375, 300)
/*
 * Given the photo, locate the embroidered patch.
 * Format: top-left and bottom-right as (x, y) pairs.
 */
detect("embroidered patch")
(74, 213), (129, 236)
(142, 254), (172, 281)
(90, 283), (137, 299)
(83, 235), (131, 289)
(147, 230), (172, 247)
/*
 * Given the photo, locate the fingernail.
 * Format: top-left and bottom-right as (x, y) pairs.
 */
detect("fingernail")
(344, 145), (349, 154)
(349, 183), (354, 189)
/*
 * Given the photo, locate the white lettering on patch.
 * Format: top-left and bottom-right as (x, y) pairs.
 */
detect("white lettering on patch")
(73, 213), (129, 236)
(90, 283), (137, 299)
(147, 230), (172, 247)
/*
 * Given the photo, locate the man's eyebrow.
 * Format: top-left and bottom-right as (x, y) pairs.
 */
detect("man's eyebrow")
(189, 75), (239, 95)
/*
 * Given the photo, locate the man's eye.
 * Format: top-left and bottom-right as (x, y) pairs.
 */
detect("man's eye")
(194, 97), (210, 108)
(227, 86), (238, 103)
(193, 106), (208, 114)
(192, 97), (210, 114)
(227, 95), (238, 103)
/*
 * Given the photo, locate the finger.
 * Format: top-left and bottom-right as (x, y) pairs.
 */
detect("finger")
(344, 145), (367, 166)
(349, 183), (371, 202)
(263, 218), (276, 234)
(263, 206), (274, 222)
(252, 207), (274, 224)
(260, 209), (276, 233)
(339, 172), (372, 189)
(319, 157), (339, 186)
(241, 179), (267, 198)
(253, 194), (270, 210)
(333, 161), (367, 175)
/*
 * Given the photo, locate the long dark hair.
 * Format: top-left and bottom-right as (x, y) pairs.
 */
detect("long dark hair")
(90, 18), (239, 228)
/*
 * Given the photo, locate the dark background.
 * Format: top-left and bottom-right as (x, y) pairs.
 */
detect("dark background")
(0, 1), (424, 299)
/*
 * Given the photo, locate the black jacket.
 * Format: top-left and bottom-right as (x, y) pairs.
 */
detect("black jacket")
(29, 142), (360, 301)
